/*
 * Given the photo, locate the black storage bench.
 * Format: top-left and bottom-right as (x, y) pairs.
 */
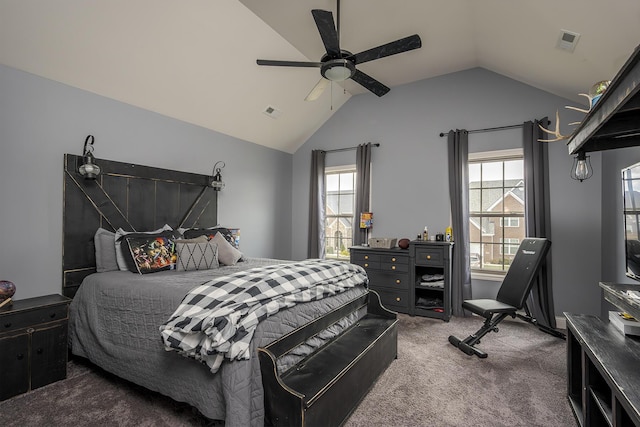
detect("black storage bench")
(258, 290), (398, 427)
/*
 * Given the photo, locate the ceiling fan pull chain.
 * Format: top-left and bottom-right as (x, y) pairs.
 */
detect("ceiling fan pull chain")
(331, 81), (334, 111)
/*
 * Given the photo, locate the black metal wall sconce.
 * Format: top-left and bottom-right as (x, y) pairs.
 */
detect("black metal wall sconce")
(571, 151), (593, 182)
(210, 161), (225, 191)
(78, 135), (101, 180)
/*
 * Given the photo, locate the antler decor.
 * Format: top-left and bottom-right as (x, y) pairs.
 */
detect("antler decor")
(538, 80), (611, 143)
(538, 110), (573, 142)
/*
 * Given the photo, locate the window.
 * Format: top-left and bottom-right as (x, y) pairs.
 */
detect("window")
(500, 217), (519, 227)
(500, 238), (520, 255)
(469, 149), (524, 274)
(325, 167), (356, 260)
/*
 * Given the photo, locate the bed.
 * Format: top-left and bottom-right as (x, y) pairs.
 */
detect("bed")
(63, 154), (395, 427)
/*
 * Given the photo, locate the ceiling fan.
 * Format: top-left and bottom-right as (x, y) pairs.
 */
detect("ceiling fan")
(256, 0), (422, 100)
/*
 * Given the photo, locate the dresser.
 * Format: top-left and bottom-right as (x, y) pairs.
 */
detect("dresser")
(0, 294), (71, 401)
(409, 241), (453, 321)
(350, 247), (410, 314)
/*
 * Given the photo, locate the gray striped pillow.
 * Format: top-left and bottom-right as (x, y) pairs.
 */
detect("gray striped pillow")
(176, 241), (219, 271)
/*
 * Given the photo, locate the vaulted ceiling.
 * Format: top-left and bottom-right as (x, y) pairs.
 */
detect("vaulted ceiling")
(1, 0), (639, 153)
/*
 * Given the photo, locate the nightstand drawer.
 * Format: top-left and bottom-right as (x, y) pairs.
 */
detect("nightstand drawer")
(414, 247), (444, 266)
(1, 305), (68, 333)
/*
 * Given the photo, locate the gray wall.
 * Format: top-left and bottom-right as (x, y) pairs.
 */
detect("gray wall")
(2, 62), (625, 318)
(292, 67), (603, 316)
(0, 64), (292, 299)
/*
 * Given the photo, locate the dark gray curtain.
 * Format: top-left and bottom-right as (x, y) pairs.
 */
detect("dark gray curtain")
(447, 130), (473, 316)
(353, 143), (372, 246)
(523, 118), (556, 329)
(308, 150), (326, 258)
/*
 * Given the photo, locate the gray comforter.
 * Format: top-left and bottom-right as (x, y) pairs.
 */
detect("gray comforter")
(69, 258), (368, 427)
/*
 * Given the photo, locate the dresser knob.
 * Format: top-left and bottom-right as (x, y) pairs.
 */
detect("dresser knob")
(36, 348), (44, 355)
(396, 279), (401, 284)
(50, 312), (57, 319)
(364, 255), (369, 260)
(426, 255), (431, 260)
(391, 257), (396, 262)
(391, 266), (396, 270)
(16, 353), (24, 360)
(396, 297), (401, 302)
(4, 322), (11, 328)
(364, 263), (369, 267)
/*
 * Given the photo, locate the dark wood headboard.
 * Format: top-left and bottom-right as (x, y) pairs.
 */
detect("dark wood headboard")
(62, 154), (218, 298)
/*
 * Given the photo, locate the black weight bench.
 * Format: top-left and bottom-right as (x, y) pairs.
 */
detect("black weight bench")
(448, 237), (552, 358)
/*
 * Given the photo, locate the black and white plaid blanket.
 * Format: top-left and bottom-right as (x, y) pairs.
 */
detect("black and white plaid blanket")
(159, 259), (368, 373)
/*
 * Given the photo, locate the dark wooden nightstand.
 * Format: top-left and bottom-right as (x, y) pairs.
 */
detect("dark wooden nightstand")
(0, 294), (71, 401)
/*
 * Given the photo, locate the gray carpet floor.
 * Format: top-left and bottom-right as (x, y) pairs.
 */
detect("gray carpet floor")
(0, 314), (576, 427)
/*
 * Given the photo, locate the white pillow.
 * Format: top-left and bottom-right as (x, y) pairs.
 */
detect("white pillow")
(212, 232), (243, 266)
(114, 224), (173, 271)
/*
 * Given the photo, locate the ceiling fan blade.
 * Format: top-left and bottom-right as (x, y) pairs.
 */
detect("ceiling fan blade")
(350, 69), (390, 97)
(257, 59), (323, 68)
(311, 9), (341, 58)
(305, 78), (330, 101)
(350, 34), (422, 65)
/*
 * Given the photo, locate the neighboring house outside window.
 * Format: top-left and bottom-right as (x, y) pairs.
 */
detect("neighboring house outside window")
(469, 149), (524, 274)
(325, 166), (356, 260)
(500, 217), (519, 227)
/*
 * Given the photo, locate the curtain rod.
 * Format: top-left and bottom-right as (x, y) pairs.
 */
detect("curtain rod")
(439, 123), (523, 137)
(323, 143), (380, 153)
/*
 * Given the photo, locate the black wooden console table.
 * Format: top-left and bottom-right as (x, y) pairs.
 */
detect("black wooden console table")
(565, 312), (640, 426)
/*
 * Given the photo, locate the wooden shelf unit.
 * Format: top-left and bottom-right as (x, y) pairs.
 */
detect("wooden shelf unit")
(409, 241), (453, 321)
(567, 44), (640, 155)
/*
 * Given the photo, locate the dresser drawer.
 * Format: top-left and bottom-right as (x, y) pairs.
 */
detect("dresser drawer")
(351, 252), (382, 270)
(380, 262), (409, 273)
(374, 288), (409, 312)
(414, 246), (444, 266)
(353, 259), (381, 270)
(379, 254), (408, 265)
(351, 252), (381, 263)
(1, 305), (68, 333)
(368, 271), (409, 291)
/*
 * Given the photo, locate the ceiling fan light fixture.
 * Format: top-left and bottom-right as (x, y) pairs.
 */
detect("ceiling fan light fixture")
(321, 59), (355, 81)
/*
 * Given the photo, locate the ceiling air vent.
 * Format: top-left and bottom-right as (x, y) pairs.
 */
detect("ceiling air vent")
(556, 30), (580, 52)
(262, 105), (282, 119)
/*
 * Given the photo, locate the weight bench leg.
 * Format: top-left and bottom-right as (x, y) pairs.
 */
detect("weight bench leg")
(448, 313), (510, 358)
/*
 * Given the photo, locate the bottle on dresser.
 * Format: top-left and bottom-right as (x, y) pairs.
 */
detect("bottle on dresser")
(422, 227), (428, 241)
(445, 226), (453, 242)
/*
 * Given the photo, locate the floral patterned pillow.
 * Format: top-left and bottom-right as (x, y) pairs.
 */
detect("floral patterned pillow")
(122, 231), (177, 274)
